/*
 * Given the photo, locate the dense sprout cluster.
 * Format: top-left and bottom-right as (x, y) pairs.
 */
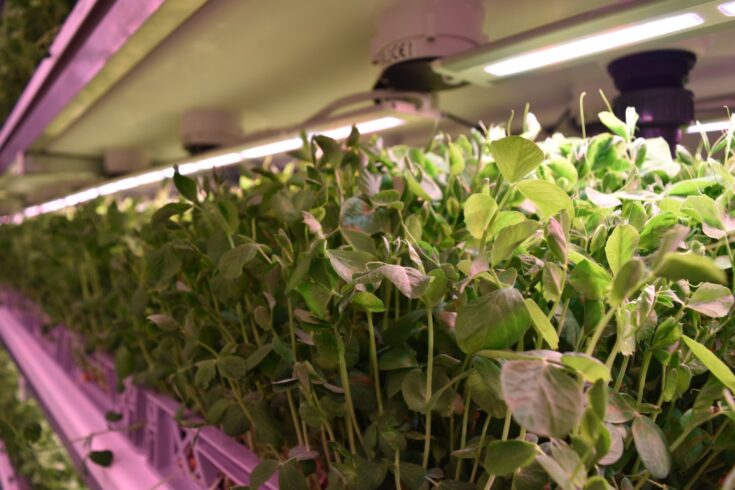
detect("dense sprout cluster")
(1, 111), (735, 489)
(0, 0), (74, 123)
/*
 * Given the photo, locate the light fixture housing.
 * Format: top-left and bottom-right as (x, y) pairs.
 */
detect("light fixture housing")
(718, 1), (735, 16)
(432, 0), (735, 85)
(686, 117), (735, 133)
(4, 94), (438, 223)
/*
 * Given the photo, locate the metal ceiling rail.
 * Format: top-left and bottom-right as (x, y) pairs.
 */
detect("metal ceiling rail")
(0, 0), (193, 171)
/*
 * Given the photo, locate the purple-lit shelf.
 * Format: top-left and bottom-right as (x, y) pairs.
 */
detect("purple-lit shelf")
(0, 441), (22, 490)
(0, 292), (278, 490)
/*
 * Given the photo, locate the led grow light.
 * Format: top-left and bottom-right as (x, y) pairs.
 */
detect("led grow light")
(433, 0), (735, 84)
(686, 118), (735, 133)
(484, 14), (703, 77)
(719, 1), (735, 15)
(7, 98), (435, 223)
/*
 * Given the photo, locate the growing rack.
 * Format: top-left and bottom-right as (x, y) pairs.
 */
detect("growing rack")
(0, 291), (277, 490)
(0, 441), (21, 490)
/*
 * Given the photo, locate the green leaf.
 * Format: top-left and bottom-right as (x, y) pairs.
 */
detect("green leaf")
(296, 281), (331, 318)
(222, 404), (249, 436)
(89, 450), (114, 467)
(638, 212), (679, 254)
(598, 111), (627, 139)
(501, 360), (584, 438)
(491, 220), (540, 266)
(569, 259), (612, 300)
(151, 202), (191, 224)
(535, 454), (574, 490)
(682, 195), (723, 229)
(249, 460), (279, 489)
(632, 416), (671, 479)
(22, 422), (41, 443)
(524, 299), (559, 349)
(195, 359), (217, 389)
(245, 344), (273, 372)
(588, 380), (608, 420)
(402, 369), (453, 414)
(378, 346), (419, 371)
(545, 218), (567, 262)
(370, 189), (402, 207)
(515, 180), (573, 219)
(687, 283), (734, 318)
(353, 291), (385, 313)
(114, 345), (134, 379)
(339, 197), (386, 235)
(147, 313), (179, 332)
(668, 177), (720, 196)
(455, 288), (530, 353)
(584, 476), (613, 490)
(105, 411), (123, 423)
(605, 224), (639, 275)
(327, 249), (373, 282)
(217, 355), (249, 380)
(353, 264), (431, 299)
(682, 336), (735, 392)
(655, 253), (727, 285)
(491, 136), (545, 182)
(278, 460), (309, 490)
(467, 359), (506, 417)
(610, 258), (645, 306)
(585, 187), (622, 208)
(449, 142), (465, 176)
(422, 268), (447, 307)
(173, 168), (198, 202)
(561, 353), (611, 383)
(463, 193), (498, 240)
(314, 135), (343, 166)
(483, 440), (538, 476)
(218, 243), (259, 280)
(641, 137), (680, 178)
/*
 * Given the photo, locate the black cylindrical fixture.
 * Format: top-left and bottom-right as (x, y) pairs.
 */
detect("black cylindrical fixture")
(608, 50), (696, 151)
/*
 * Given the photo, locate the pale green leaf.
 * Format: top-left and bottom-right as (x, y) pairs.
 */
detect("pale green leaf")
(490, 136), (544, 183)
(516, 180), (573, 219)
(464, 193), (498, 240)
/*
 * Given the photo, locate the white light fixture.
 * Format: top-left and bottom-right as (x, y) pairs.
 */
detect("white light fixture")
(7, 99), (435, 223)
(686, 118), (735, 133)
(718, 1), (735, 15)
(484, 13), (703, 77)
(434, 0), (735, 84)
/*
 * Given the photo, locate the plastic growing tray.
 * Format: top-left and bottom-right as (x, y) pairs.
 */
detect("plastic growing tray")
(0, 441), (22, 490)
(0, 292), (278, 490)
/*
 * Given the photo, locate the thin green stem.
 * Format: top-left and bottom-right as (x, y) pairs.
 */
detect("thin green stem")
(684, 449), (721, 490)
(422, 307), (435, 469)
(287, 390), (305, 446)
(394, 450), (401, 490)
(335, 330), (363, 450)
(469, 414), (492, 482)
(613, 355), (630, 393)
(501, 410), (513, 440)
(637, 350), (653, 404)
(454, 386), (472, 480)
(584, 307), (617, 356)
(366, 312), (384, 416)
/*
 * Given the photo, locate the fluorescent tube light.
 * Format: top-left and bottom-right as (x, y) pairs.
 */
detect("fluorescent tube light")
(7, 107), (424, 223)
(434, 1), (735, 85)
(686, 119), (734, 133)
(320, 116), (405, 140)
(239, 138), (304, 160)
(719, 1), (735, 15)
(484, 13), (704, 77)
